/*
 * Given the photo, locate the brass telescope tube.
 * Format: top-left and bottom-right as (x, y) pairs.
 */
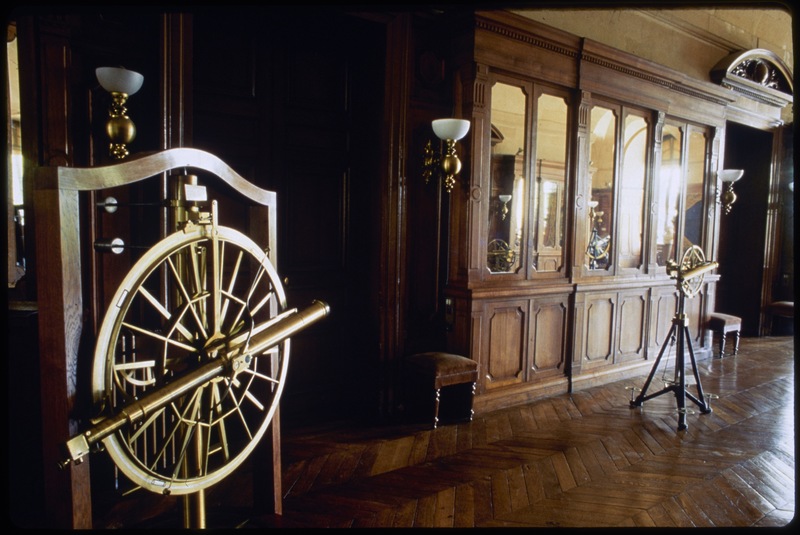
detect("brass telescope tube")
(60, 300), (330, 468)
(678, 261), (718, 283)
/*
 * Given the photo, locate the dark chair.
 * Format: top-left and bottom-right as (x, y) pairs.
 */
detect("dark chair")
(765, 301), (794, 335)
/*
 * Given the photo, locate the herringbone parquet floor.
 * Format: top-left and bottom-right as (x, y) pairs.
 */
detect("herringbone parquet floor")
(98, 336), (796, 528)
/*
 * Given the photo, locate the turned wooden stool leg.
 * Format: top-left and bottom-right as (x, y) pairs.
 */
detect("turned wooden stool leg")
(407, 352), (478, 429)
(433, 388), (441, 429)
(708, 313), (742, 359)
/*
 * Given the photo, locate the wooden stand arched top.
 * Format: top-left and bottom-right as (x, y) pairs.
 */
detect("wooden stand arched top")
(37, 148), (276, 207)
(33, 149), (281, 528)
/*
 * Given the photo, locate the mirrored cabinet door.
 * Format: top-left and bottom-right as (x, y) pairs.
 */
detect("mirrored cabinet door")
(488, 81), (528, 274)
(682, 127), (708, 253)
(587, 105), (616, 271)
(617, 111), (648, 271)
(531, 91), (568, 276)
(656, 124), (683, 267)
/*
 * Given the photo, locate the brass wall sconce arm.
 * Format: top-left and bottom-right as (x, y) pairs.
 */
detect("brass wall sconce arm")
(97, 66), (144, 159)
(718, 169), (744, 215)
(422, 118), (470, 194)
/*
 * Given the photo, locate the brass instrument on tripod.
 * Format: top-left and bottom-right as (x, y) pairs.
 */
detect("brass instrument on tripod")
(630, 246), (717, 431)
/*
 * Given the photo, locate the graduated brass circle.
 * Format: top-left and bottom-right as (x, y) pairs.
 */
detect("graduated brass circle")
(92, 225), (288, 495)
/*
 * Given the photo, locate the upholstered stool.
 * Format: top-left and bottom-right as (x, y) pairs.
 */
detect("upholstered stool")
(766, 301), (794, 335)
(406, 352), (478, 428)
(707, 312), (742, 358)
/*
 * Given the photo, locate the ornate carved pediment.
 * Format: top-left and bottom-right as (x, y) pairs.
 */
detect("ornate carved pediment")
(710, 48), (793, 109)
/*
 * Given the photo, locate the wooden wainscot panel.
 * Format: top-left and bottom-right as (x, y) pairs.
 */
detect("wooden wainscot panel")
(649, 284), (678, 356)
(616, 289), (647, 363)
(484, 299), (528, 391)
(686, 286), (707, 350)
(582, 292), (616, 369)
(529, 295), (568, 380)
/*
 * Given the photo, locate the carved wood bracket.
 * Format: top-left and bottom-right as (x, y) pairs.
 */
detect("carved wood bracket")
(710, 48), (793, 109)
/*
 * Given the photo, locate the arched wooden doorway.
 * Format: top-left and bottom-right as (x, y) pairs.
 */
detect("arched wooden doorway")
(711, 49), (793, 336)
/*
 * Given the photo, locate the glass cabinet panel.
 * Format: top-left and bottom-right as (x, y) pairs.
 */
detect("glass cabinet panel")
(532, 93), (568, 273)
(617, 112), (647, 269)
(587, 105), (616, 270)
(656, 124), (682, 266)
(488, 82), (527, 274)
(682, 128), (707, 251)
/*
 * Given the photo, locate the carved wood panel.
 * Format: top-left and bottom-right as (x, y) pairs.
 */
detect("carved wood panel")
(484, 300), (527, 390)
(582, 292), (615, 368)
(649, 285), (678, 355)
(616, 289), (647, 362)
(529, 295), (568, 379)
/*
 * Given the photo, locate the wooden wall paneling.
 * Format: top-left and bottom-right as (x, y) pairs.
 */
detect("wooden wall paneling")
(569, 290), (586, 381)
(474, 11), (580, 88)
(483, 299), (528, 391)
(649, 284), (678, 356)
(469, 302), (485, 393)
(578, 38), (733, 128)
(529, 293), (568, 380)
(581, 291), (616, 370)
(461, 62), (489, 283)
(616, 289), (647, 363)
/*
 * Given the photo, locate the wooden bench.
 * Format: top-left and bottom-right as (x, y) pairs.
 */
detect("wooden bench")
(707, 312), (742, 358)
(406, 352), (478, 428)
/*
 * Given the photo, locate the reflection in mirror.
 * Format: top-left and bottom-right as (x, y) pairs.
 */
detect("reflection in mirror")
(488, 82), (526, 273)
(7, 22), (25, 287)
(533, 93), (567, 273)
(588, 105), (616, 270)
(656, 125), (682, 266)
(617, 112), (647, 269)
(683, 129), (706, 253)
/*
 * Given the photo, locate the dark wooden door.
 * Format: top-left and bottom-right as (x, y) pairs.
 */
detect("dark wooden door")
(193, 11), (386, 426)
(717, 122), (773, 336)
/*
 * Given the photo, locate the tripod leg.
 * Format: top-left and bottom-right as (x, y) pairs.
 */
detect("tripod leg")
(631, 323), (676, 407)
(675, 324), (687, 430)
(684, 326), (711, 414)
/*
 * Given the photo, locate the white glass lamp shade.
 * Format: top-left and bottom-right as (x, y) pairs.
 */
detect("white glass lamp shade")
(719, 169), (744, 183)
(432, 118), (470, 141)
(96, 67), (144, 95)
(498, 194), (512, 203)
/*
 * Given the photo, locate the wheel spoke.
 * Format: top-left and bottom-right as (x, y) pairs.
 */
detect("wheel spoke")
(219, 248), (244, 328)
(136, 285), (195, 341)
(121, 321), (197, 353)
(166, 254), (208, 340)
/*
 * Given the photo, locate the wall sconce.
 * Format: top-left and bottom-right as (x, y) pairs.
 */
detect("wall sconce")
(96, 66), (144, 159)
(718, 169), (744, 215)
(498, 194), (512, 220)
(422, 118), (470, 193)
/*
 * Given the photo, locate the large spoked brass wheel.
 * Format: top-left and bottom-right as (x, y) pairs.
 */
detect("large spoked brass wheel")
(91, 224), (287, 495)
(679, 245), (706, 298)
